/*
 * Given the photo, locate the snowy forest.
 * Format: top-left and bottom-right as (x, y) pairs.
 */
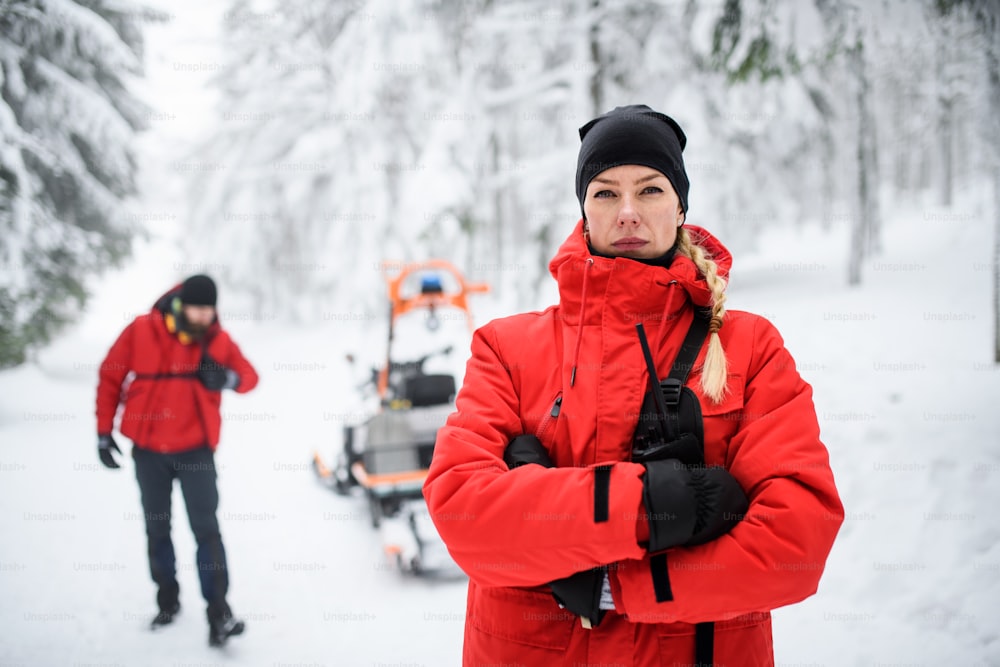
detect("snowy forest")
(3, 2), (1000, 665)
(1, 0), (999, 364)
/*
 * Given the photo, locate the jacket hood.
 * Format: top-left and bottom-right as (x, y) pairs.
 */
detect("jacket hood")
(151, 283), (221, 336)
(549, 219), (731, 314)
(153, 284), (184, 314)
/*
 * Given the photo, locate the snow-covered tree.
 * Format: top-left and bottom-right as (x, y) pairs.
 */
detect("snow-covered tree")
(691, 0), (886, 281)
(186, 0), (461, 321)
(186, 0), (998, 320)
(0, 0), (158, 367)
(948, 0), (1000, 361)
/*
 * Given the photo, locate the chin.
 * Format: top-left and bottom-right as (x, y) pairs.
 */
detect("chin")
(610, 247), (656, 259)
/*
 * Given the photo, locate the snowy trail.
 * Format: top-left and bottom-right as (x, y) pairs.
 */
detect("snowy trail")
(0, 324), (467, 666)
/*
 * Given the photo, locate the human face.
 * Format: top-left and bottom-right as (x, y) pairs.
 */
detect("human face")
(182, 304), (216, 333)
(582, 165), (685, 259)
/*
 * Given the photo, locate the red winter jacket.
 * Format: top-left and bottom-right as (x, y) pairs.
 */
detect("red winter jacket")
(423, 222), (843, 666)
(96, 286), (259, 453)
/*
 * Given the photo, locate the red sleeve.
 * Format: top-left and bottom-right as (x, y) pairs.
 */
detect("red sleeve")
(423, 324), (648, 588)
(221, 335), (258, 393)
(612, 317), (844, 623)
(96, 322), (134, 435)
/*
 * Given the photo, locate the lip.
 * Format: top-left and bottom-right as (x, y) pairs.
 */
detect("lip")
(612, 237), (648, 249)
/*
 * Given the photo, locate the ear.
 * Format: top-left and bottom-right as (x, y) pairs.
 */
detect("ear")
(677, 208), (685, 226)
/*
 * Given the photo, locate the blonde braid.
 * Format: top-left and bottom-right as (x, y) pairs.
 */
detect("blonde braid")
(676, 228), (728, 403)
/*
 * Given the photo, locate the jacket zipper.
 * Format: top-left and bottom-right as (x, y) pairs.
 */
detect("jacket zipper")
(535, 393), (563, 442)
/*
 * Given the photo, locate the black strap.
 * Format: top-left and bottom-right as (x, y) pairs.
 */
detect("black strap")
(593, 465), (612, 522)
(650, 553), (672, 602)
(133, 372), (199, 381)
(646, 309), (713, 660)
(136, 342), (207, 382)
(650, 309), (710, 444)
(668, 308), (711, 384)
(695, 621), (715, 665)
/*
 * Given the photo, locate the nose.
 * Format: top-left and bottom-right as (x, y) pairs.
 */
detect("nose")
(617, 193), (640, 226)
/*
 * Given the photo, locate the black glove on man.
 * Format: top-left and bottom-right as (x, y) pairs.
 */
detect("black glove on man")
(642, 458), (749, 552)
(98, 433), (122, 469)
(197, 352), (240, 392)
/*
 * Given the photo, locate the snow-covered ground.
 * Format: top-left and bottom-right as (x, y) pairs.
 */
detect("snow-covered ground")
(2, 190), (999, 666)
(0, 296), (470, 666)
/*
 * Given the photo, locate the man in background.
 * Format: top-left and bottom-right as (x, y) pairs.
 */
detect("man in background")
(95, 274), (258, 647)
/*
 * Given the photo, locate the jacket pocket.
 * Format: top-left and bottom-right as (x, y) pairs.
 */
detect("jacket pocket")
(698, 374), (745, 466)
(654, 612), (773, 666)
(121, 379), (154, 439)
(708, 612), (773, 667)
(698, 374), (745, 417)
(467, 585), (574, 652)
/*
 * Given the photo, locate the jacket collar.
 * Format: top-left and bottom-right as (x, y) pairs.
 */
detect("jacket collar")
(549, 219), (731, 325)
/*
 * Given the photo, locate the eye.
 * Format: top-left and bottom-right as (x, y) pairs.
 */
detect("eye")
(593, 190), (615, 199)
(641, 186), (663, 195)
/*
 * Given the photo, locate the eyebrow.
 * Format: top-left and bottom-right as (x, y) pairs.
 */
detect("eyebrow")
(591, 173), (664, 186)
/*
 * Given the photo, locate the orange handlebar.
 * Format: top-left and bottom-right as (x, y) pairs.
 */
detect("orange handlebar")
(375, 259), (489, 399)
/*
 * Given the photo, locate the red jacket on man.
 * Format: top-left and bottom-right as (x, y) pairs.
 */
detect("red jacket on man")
(423, 222), (843, 666)
(96, 286), (259, 453)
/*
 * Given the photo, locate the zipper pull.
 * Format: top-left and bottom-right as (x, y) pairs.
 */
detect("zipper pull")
(551, 396), (563, 417)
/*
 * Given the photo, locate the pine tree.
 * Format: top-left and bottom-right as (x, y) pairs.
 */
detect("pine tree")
(0, 0), (158, 366)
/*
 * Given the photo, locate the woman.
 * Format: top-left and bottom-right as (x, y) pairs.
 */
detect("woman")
(423, 105), (843, 666)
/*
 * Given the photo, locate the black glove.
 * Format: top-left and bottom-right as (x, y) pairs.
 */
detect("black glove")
(98, 433), (122, 469)
(504, 434), (606, 627)
(198, 353), (239, 391)
(549, 567), (605, 628)
(503, 434), (554, 469)
(642, 459), (748, 553)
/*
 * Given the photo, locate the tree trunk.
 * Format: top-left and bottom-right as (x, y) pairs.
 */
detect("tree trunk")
(988, 29), (1000, 363)
(490, 130), (504, 293)
(937, 22), (955, 207)
(588, 0), (604, 116)
(820, 130), (835, 231)
(975, 0), (1000, 362)
(994, 166), (999, 363)
(891, 79), (908, 194)
(860, 52), (881, 256)
(847, 36), (879, 284)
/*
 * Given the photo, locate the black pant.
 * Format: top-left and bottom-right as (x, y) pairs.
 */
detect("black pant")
(133, 445), (229, 611)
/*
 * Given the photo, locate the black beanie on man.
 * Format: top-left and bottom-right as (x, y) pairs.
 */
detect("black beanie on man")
(575, 104), (690, 214)
(179, 274), (217, 307)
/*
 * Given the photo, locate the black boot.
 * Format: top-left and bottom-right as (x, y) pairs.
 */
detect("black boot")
(207, 601), (245, 647)
(150, 602), (180, 629)
(150, 582), (180, 629)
